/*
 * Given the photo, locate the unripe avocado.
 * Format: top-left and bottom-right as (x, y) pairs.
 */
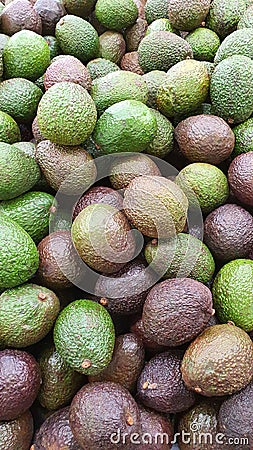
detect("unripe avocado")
(185, 28), (220, 62)
(63, 0), (96, 18)
(146, 110), (174, 158)
(233, 117), (253, 156)
(95, 0), (138, 31)
(206, 0), (247, 38)
(238, 5), (253, 28)
(167, 0), (211, 31)
(142, 70), (168, 108)
(87, 57), (120, 80)
(144, 0), (168, 24)
(44, 55), (92, 91)
(0, 110), (21, 144)
(98, 31), (126, 64)
(214, 28), (253, 64)
(145, 18), (178, 35)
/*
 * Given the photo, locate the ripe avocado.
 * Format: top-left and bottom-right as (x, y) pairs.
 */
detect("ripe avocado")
(185, 28), (220, 62)
(44, 55), (92, 90)
(34, 0), (66, 35)
(0, 0), (42, 35)
(120, 51), (144, 74)
(0, 349), (41, 421)
(146, 110), (174, 158)
(126, 17), (148, 52)
(233, 117), (253, 156)
(181, 323), (253, 396)
(0, 110), (21, 144)
(137, 404), (174, 450)
(0, 410), (33, 450)
(95, 0), (138, 31)
(131, 317), (169, 353)
(228, 152), (253, 206)
(206, 0), (247, 38)
(214, 29), (253, 65)
(167, 0), (211, 31)
(142, 70), (168, 108)
(99, 31), (126, 64)
(73, 186), (123, 220)
(87, 57), (119, 80)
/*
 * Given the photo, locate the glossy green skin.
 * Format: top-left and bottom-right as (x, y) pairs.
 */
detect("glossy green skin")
(0, 215), (39, 289)
(43, 35), (61, 59)
(0, 410), (33, 450)
(144, 0), (169, 24)
(142, 70), (168, 108)
(0, 191), (54, 243)
(3, 30), (50, 81)
(145, 18), (178, 35)
(55, 15), (99, 63)
(185, 28), (220, 62)
(233, 117), (253, 157)
(38, 346), (84, 411)
(54, 300), (115, 375)
(87, 58), (120, 80)
(210, 55), (253, 124)
(0, 143), (41, 201)
(37, 82), (97, 146)
(146, 109), (174, 158)
(0, 284), (60, 348)
(0, 111), (21, 144)
(95, 0), (138, 30)
(175, 163), (229, 214)
(238, 5), (253, 28)
(214, 29), (253, 64)
(213, 259), (253, 332)
(91, 71), (148, 115)
(0, 78), (43, 123)
(93, 99), (157, 154)
(145, 233), (215, 284)
(206, 0), (246, 38)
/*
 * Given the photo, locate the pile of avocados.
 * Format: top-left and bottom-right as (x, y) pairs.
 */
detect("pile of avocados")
(0, 0), (253, 448)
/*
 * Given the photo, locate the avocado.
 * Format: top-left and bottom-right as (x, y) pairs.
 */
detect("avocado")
(238, 5), (253, 28)
(181, 323), (253, 396)
(144, 0), (168, 24)
(214, 29), (253, 65)
(93, 99), (157, 154)
(37, 82), (97, 146)
(44, 34), (61, 59)
(167, 0), (211, 31)
(71, 203), (135, 273)
(206, 0), (247, 38)
(120, 51), (144, 74)
(204, 204), (253, 262)
(123, 175), (188, 238)
(87, 57), (119, 80)
(0, 349), (41, 421)
(44, 55), (92, 90)
(109, 153), (161, 190)
(99, 31), (126, 64)
(91, 70), (148, 115)
(175, 163), (229, 214)
(138, 31), (193, 73)
(146, 110), (174, 158)
(233, 117), (253, 156)
(55, 15), (99, 62)
(0, 410), (33, 450)
(212, 259), (253, 332)
(33, 406), (82, 450)
(145, 18), (178, 35)
(142, 70), (168, 108)
(0, 110), (21, 144)
(54, 299), (115, 375)
(157, 59), (209, 118)
(228, 152), (253, 206)
(89, 333), (145, 392)
(137, 350), (196, 413)
(63, 0), (96, 18)
(137, 404), (174, 450)
(0, 78), (43, 123)
(131, 317), (169, 353)
(175, 114), (235, 164)
(185, 27), (220, 62)
(0, 0), (42, 35)
(126, 18), (148, 52)
(34, 0), (66, 35)
(145, 232), (215, 284)
(95, 0), (138, 30)
(69, 382), (140, 449)
(73, 186), (123, 220)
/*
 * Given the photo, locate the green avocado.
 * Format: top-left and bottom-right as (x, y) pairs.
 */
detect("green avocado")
(233, 117), (253, 156)
(185, 28), (220, 62)
(87, 58), (120, 80)
(0, 110), (21, 144)
(214, 29), (253, 64)
(206, 0), (247, 38)
(95, 0), (138, 30)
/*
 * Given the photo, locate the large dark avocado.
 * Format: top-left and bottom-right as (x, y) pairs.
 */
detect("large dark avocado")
(137, 404), (174, 449)
(34, 0), (66, 35)
(137, 351), (196, 414)
(73, 185), (123, 221)
(131, 317), (169, 353)
(69, 381), (140, 449)
(1, 0), (42, 35)
(0, 410), (34, 450)
(0, 349), (41, 421)
(228, 152), (253, 206)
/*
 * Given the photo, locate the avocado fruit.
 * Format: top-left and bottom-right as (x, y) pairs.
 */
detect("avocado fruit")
(137, 404), (174, 450)
(44, 34), (61, 58)
(206, 0), (247, 38)
(0, 0), (42, 35)
(63, 0), (96, 18)
(214, 28), (253, 65)
(126, 17), (148, 52)
(131, 317), (169, 353)
(34, 0), (66, 35)
(44, 54), (92, 90)
(73, 186), (123, 220)
(238, 5), (253, 28)
(69, 381), (140, 449)
(0, 110), (21, 144)
(145, 18), (178, 35)
(146, 110), (174, 158)
(181, 323), (253, 396)
(168, 0), (211, 31)
(144, 0), (168, 24)
(98, 31), (126, 64)
(95, 0), (138, 31)
(228, 152), (253, 206)
(0, 349), (41, 421)
(185, 27), (220, 62)
(87, 57), (120, 80)
(120, 51), (144, 74)
(233, 117), (253, 156)
(0, 410), (34, 450)
(142, 70), (168, 109)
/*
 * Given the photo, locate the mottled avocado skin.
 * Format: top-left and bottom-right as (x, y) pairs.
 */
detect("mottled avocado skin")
(137, 404), (174, 450)
(0, 410), (34, 450)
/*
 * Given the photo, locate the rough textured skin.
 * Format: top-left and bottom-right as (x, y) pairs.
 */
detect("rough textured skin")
(142, 278), (213, 347)
(168, 0), (210, 31)
(109, 153), (161, 190)
(0, 410), (34, 450)
(138, 31), (193, 73)
(55, 15), (99, 62)
(137, 404), (174, 450)
(95, 0), (138, 30)
(33, 407), (82, 450)
(0, 215), (39, 289)
(93, 99), (157, 154)
(181, 324), (253, 396)
(123, 175), (188, 238)
(54, 300), (115, 375)
(218, 381), (253, 449)
(44, 35), (61, 59)
(204, 204), (253, 262)
(0, 78), (43, 123)
(185, 28), (220, 62)
(94, 258), (156, 315)
(0, 0), (42, 35)
(206, 0), (246, 38)
(142, 70), (167, 108)
(44, 55), (92, 90)
(36, 140), (97, 194)
(89, 333), (145, 391)
(120, 51), (144, 74)
(144, 0), (168, 24)
(0, 349), (41, 421)
(99, 31), (126, 64)
(146, 18), (178, 35)
(34, 0), (66, 35)
(175, 163), (229, 215)
(238, 5), (253, 28)
(145, 233), (215, 284)
(228, 152), (253, 206)
(233, 117), (253, 156)
(175, 115), (235, 164)
(63, 0), (96, 18)
(126, 18), (148, 52)
(4, 30), (50, 80)
(37, 231), (81, 289)
(131, 317), (169, 352)
(69, 382), (140, 449)
(137, 351), (196, 413)
(38, 346), (85, 411)
(157, 60), (209, 118)
(212, 259), (253, 332)
(71, 204), (136, 273)
(0, 110), (21, 144)
(91, 70), (148, 115)
(146, 109), (174, 158)
(0, 283), (60, 348)
(73, 186), (123, 220)
(87, 58), (120, 80)
(0, 191), (54, 243)
(215, 29), (253, 65)
(210, 55), (253, 124)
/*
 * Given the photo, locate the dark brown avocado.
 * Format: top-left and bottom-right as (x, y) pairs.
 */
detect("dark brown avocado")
(0, 410), (34, 450)
(130, 317), (169, 353)
(125, 18), (148, 52)
(73, 185), (123, 221)
(137, 404), (174, 450)
(1, 0), (42, 35)
(34, 0), (66, 35)
(228, 152), (253, 206)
